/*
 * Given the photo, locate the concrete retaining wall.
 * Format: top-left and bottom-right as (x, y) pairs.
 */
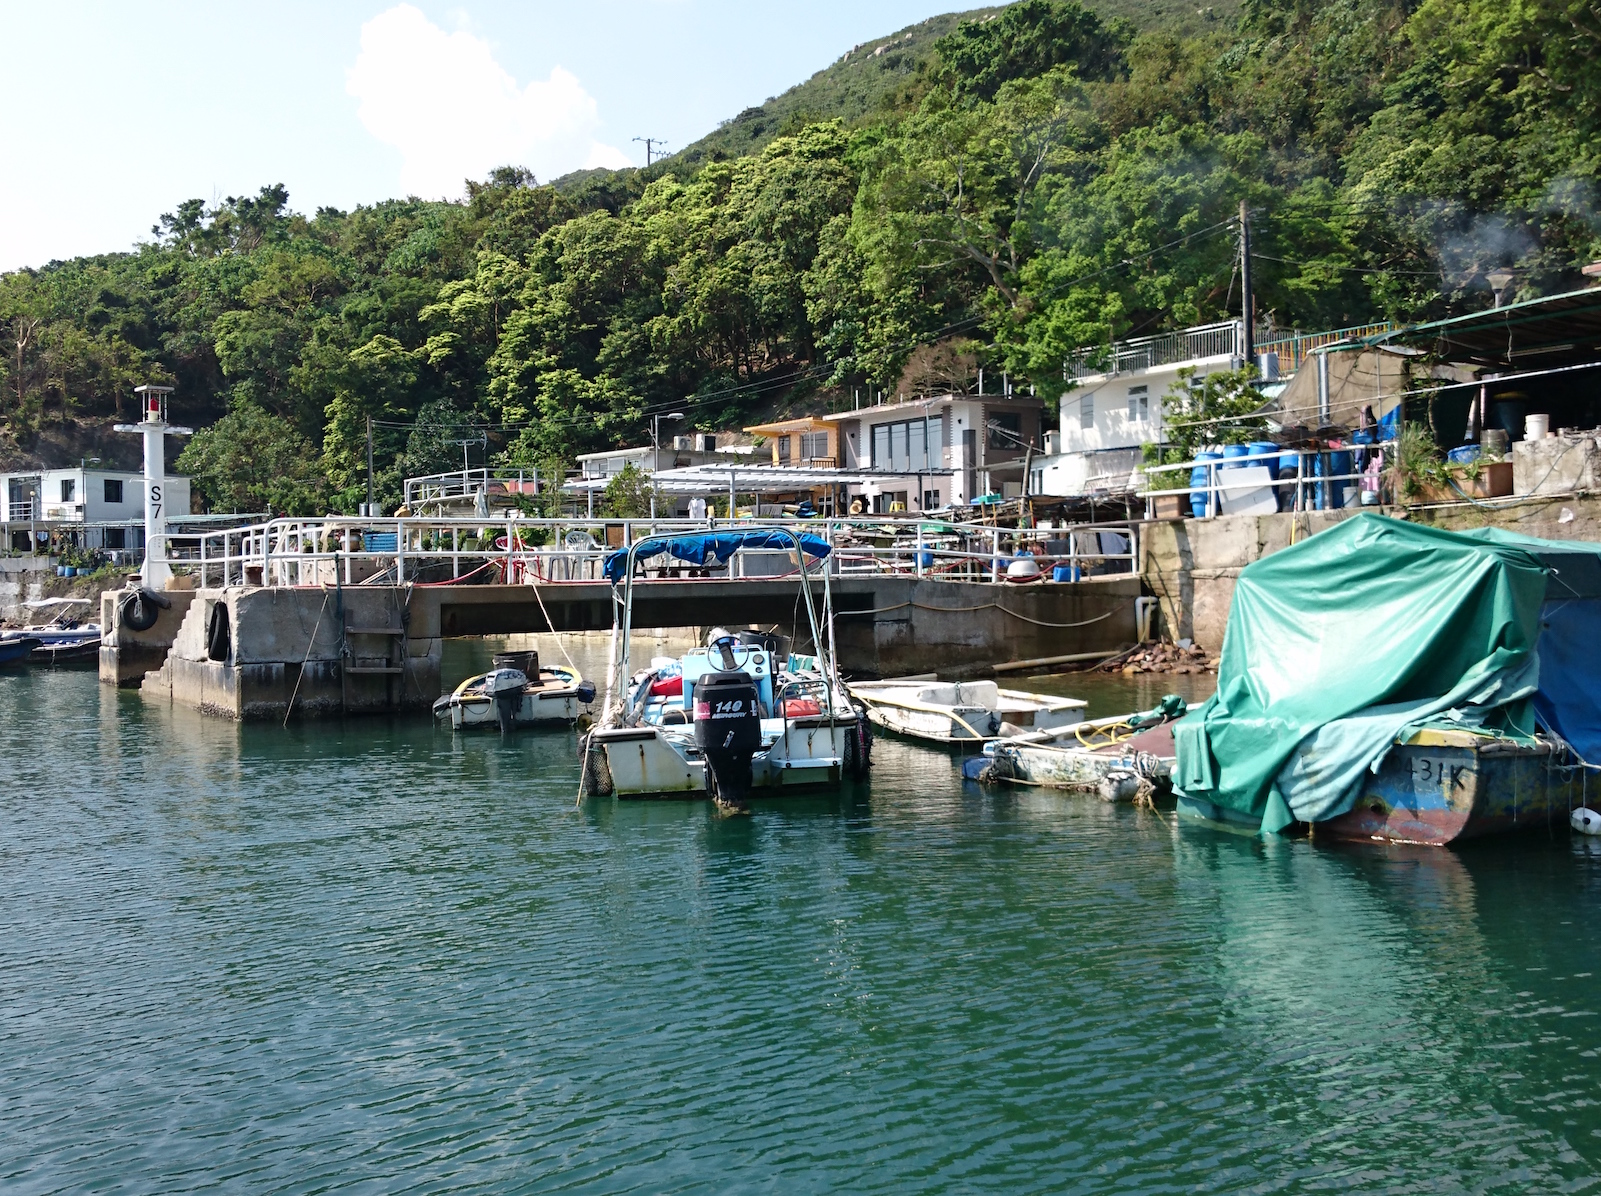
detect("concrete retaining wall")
(1140, 494), (1601, 652)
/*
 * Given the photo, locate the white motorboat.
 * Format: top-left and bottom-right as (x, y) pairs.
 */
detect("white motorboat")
(432, 652), (596, 731)
(848, 677), (1086, 744)
(581, 528), (872, 810)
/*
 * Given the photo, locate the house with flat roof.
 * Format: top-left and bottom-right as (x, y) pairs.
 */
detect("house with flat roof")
(1032, 319), (1392, 496)
(817, 391), (1046, 512)
(0, 465), (191, 556)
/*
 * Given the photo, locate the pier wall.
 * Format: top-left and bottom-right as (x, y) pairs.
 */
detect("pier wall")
(98, 588), (197, 687)
(1141, 495), (1601, 652)
(126, 574), (1142, 720)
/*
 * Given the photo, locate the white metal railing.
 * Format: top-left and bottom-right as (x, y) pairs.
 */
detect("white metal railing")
(403, 468), (543, 509)
(1065, 320), (1396, 382)
(1137, 444), (1394, 518)
(1067, 321), (1243, 381)
(179, 515), (1143, 590)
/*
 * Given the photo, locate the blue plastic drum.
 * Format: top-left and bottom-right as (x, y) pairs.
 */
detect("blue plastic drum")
(1190, 450), (1223, 517)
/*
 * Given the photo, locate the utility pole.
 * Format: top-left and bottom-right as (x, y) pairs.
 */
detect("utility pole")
(1239, 200), (1255, 372)
(633, 137), (668, 166)
(365, 414), (375, 515)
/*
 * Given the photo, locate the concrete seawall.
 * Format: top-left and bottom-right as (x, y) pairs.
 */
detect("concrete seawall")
(1141, 495), (1601, 651)
(126, 575), (1143, 720)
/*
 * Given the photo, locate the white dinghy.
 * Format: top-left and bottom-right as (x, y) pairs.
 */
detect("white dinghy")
(847, 677), (1086, 744)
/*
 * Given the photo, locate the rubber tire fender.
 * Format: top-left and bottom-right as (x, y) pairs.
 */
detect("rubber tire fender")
(206, 601), (231, 663)
(119, 587), (169, 633)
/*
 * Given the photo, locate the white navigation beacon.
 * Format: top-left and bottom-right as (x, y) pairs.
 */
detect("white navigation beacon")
(115, 385), (192, 589)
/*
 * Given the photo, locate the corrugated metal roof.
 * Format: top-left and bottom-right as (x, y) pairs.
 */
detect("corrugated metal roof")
(1363, 286), (1601, 367)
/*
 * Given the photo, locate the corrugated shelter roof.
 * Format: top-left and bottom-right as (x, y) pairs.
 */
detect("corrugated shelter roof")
(1363, 286), (1601, 368)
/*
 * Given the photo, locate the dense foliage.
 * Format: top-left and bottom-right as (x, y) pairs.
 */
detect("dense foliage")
(4, 0), (1600, 513)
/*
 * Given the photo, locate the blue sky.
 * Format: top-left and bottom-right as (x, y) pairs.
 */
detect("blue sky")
(1, 0), (962, 272)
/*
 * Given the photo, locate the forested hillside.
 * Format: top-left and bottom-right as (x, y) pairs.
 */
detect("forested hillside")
(2, 0), (1597, 514)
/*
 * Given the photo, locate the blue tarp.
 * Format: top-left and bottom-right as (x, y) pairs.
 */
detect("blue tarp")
(603, 530), (831, 585)
(1461, 527), (1601, 763)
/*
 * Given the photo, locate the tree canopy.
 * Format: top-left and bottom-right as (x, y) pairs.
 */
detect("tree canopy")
(3, 0), (1599, 510)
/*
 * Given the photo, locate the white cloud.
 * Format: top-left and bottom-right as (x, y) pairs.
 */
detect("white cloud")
(347, 4), (630, 197)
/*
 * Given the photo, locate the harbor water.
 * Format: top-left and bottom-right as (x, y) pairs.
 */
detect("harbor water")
(4, 646), (1601, 1193)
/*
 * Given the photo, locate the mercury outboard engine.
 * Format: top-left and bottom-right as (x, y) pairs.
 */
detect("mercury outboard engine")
(695, 668), (762, 812)
(485, 667), (528, 732)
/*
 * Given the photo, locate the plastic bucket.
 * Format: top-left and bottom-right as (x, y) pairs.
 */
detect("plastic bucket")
(1190, 450), (1223, 517)
(1526, 413), (1551, 440)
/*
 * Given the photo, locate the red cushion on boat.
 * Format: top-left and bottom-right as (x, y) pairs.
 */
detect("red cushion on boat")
(650, 675), (684, 697)
(782, 698), (822, 717)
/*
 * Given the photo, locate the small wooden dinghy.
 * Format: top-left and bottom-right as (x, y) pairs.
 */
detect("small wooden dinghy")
(848, 677), (1086, 744)
(963, 698), (1188, 801)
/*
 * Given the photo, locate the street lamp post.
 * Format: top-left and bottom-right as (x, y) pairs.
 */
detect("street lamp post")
(653, 411), (685, 474)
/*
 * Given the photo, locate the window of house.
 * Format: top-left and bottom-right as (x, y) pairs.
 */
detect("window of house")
(777, 434), (792, 463)
(1079, 395), (1095, 431)
(104, 479), (123, 503)
(104, 528), (126, 550)
(1127, 386), (1148, 421)
(799, 431), (829, 460)
(923, 489), (941, 509)
(870, 417), (943, 472)
(60, 479), (75, 503)
(989, 411), (1024, 449)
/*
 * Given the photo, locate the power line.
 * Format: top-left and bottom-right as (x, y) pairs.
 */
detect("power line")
(633, 137), (669, 166)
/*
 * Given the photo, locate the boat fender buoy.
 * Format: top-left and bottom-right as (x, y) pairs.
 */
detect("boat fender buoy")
(1572, 807), (1601, 835)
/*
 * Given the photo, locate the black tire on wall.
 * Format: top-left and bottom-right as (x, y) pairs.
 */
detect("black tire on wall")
(206, 602), (231, 663)
(119, 589), (162, 633)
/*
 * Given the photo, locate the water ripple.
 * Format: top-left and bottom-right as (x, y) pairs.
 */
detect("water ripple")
(0, 664), (1598, 1192)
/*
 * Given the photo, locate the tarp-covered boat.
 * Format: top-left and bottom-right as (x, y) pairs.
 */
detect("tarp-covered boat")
(1174, 514), (1596, 845)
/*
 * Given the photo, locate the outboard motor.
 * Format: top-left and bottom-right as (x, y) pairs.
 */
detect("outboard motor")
(695, 669), (762, 812)
(485, 667), (528, 732)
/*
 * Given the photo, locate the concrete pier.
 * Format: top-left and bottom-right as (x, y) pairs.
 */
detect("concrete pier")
(99, 588), (197, 688)
(117, 575), (1142, 720)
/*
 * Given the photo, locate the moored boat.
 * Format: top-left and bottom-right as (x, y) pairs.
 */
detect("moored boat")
(0, 637), (41, 667)
(580, 528), (871, 811)
(849, 678), (1086, 744)
(1172, 515), (1601, 845)
(432, 651), (596, 731)
(3, 598), (101, 667)
(964, 698), (1187, 801)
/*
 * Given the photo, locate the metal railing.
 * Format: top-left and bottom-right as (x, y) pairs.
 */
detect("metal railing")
(179, 515), (1143, 590)
(1065, 320), (1397, 382)
(1137, 444), (1394, 518)
(403, 468), (542, 509)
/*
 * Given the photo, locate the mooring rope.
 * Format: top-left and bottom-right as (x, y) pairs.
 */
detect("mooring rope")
(840, 596), (1135, 629)
(283, 587), (331, 727)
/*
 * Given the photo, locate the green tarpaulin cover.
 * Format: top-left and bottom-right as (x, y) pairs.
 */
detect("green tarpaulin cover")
(1172, 514), (1549, 833)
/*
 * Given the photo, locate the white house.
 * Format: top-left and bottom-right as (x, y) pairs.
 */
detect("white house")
(1031, 319), (1392, 496)
(0, 465), (191, 554)
(576, 433), (737, 481)
(821, 391), (1047, 512)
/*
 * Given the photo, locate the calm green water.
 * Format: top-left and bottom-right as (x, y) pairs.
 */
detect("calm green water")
(3, 648), (1601, 1194)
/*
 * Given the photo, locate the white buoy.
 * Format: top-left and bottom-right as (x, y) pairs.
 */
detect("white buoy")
(1571, 807), (1601, 835)
(115, 385), (192, 590)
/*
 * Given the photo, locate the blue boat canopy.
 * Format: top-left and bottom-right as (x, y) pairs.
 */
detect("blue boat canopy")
(603, 530), (831, 585)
